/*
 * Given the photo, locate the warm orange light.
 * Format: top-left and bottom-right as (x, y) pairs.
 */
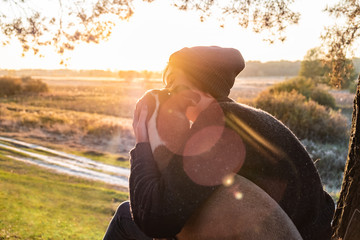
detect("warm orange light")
(0, 0), (344, 71)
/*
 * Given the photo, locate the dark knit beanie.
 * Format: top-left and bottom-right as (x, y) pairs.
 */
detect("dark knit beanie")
(168, 46), (245, 98)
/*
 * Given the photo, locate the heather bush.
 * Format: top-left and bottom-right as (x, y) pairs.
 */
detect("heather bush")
(0, 76), (48, 97)
(270, 77), (315, 98)
(270, 76), (336, 109)
(0, 77), (22, 97)
(23, 78), (48, 93)
(302, 139), (347, 192)
(309, 87), (336, 109)
(254, 90), (348, 143)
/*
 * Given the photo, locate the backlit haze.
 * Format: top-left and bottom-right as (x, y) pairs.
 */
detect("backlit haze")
(0, 0), (355, 71)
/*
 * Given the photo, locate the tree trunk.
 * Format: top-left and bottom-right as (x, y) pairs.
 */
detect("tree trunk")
(332, 75), (360, 240)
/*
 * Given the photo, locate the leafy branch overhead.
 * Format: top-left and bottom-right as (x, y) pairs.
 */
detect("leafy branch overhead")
(0, 0), (138, 58)
(172, 0), (300, 43)
(321, 0), (360, 87)
(0, 0), (299, 58)
(0, 0), (359, 83)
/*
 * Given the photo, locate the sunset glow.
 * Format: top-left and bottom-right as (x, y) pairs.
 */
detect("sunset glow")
(1, 0), (357, 71)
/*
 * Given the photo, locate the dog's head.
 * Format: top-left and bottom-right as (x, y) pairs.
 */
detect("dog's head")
(139, 88), (200, 171)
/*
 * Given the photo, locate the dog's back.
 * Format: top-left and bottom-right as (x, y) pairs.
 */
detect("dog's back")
(143, 89), (302, 240)
(177, 174), (302, 240)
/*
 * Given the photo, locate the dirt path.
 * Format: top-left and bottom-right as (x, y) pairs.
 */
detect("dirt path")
(0, 136), (129, 189)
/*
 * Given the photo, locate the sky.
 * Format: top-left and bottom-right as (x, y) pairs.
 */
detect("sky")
(0, 0), (357, 71)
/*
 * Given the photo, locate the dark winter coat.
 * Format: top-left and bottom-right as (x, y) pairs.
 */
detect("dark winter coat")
(129, 97), (335, 240)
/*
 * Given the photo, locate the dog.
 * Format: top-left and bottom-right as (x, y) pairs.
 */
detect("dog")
(141, 88), (303, 240)
(141, 88), (200, 171)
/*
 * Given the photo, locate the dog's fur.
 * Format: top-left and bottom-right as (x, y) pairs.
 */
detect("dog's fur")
(143, 89), (303, 240)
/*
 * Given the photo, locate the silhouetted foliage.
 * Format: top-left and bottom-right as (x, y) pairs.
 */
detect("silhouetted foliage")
(172, 0), (299, 43)
(0, 0), (359, 84)
(2, 1), (360, 238)
(0, 0), (299, 60)
(299, 48), (357, 89)
(299, 48), (329, 81)
(0, 0), (142, 60)
(321, 0), (360, 87)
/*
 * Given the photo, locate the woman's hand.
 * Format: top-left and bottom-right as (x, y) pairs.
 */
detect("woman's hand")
(132, 100), (149, 143)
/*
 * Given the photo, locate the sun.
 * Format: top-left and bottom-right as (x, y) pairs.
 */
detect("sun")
(0, 0), (346, 71)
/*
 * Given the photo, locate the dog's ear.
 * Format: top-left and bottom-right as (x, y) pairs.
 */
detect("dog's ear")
(183, 90), (201, 104)
(137, 89), (159, 123)
(169, 89), (201, 113)
(181, 90), (201, 109)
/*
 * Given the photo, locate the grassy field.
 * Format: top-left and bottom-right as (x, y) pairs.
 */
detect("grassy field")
(0, 151), (128, 239)
(0, 79), (151, 239)
(0, 76), (355, 238)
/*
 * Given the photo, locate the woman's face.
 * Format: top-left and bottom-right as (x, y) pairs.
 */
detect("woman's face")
(164, 67), (214, 122)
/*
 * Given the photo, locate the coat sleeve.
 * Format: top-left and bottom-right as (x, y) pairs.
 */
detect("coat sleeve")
(129, 142), (217, 238)
(128, 102), (244, 238)
(129, 101), (244, 238)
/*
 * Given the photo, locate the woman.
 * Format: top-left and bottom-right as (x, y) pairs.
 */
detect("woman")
(103, 46), (334, 240)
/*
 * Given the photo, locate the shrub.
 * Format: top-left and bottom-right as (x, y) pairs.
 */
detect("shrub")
(0, 76), (48, 97)
(302, 139), (347, 192)
(310, 87), (336, 109)
(0, 77), (22, 97)
(299, 48), (357, 89)
(254, 90), (348, 143)
(270, 76), (336, 108)
(270, 77), (315, 98)
(23, 79), (48, 93)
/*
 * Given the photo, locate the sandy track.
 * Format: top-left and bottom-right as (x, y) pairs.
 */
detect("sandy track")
(0, 136), (129, 189)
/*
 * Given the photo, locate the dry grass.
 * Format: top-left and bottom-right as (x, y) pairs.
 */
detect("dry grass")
(0, 76), (355, 158)
(9, 80), (161, 118)
(0, 79), (164, 156)
(0, 102), (134, 154)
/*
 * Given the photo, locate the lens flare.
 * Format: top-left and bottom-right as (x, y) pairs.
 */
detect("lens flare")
(234, 191), (243, 200)
(222, 174), (235, 187)
(183, 126), (246, 186)
(226, 112), (287, 164)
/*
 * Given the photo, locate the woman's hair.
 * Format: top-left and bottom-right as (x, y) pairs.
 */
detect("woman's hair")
(162, 63), (209, 95)
(162, 64), (170, 86)
(167, 46), (245, 98)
